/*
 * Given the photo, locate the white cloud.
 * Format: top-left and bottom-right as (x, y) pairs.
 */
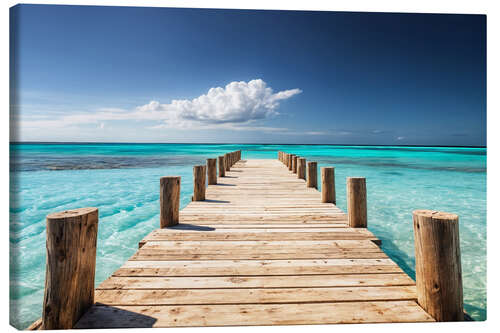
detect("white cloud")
(16, 79), (302, 137)
(135, 79), (301, 126)
(396, 136), (405, 140)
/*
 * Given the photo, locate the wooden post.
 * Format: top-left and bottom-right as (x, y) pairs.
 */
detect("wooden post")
(321, 167), (336, 204)
(288, 154), (294, 171)
(346, 177), (366, 227)
(160, 176), (180, 228)
(42, 207), (99, 329)
(307, 162), (318, 188)
(207, 158), (217, 185)
(297, 158), (306, 180)
(413, 210), (464, 321)
(218, 156), (225, 177)
(225, 153), (230, 171)
(292, 155), (298, 174)
(193, 165), (206, 201)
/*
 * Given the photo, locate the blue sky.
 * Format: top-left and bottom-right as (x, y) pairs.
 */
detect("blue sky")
(10, 5), (486, 145)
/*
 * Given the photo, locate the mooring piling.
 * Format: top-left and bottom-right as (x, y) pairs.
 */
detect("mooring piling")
(42, 207), (99, 330)
(207, 158), (217, 185)
(160, 176), (180, 228)
(297, 158), (306, 180)
(346, 177), (367, 228)
(321, 167), (336, 204)
(412, 210), (464, 321)
(307, 161), (318, 189)
(193, 165), (206, 201)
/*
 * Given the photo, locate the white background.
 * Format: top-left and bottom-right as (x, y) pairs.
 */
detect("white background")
(1, 0), (498, 332)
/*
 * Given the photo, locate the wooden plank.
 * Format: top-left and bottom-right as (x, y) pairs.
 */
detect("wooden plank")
(140, 231), (380, 242)
(166, 223), (349, 228)
(95, 286), (418, 305)
(141, 240), (380, 249)
(75, 301), (434, 328)
(97, 273), (414, 290)
(131, 252), (388, 260)
(114, 259), (404, 276)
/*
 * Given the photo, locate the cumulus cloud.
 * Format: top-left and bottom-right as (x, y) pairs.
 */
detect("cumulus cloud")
(16, 79), (302, 136)
(136, 79), (301, 126)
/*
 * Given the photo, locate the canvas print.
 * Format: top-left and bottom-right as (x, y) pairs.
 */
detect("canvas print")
(9, 4), (486, 329)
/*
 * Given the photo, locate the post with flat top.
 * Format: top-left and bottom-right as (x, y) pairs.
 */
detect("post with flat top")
(292, 155), (298, 174)
(321, 167), (336, 204)
(346, 177), (366, 227)
(193, 165), (206, 201)
(218, 156), (225, 178)
(289, 154), (294, 171)
(42, 207), (99, 330)
(412, 210), (464, 322)
(207, 158), (217, 185)
(225, 153), (230, 171)
(307, 162), (317, 188)
(297, 158), (306, 180)
(160, 176), (180, 228)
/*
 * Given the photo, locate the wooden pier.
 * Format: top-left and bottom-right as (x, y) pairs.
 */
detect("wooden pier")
(31, 150), (466, 329)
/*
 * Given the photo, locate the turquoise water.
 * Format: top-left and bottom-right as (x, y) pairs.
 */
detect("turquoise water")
(9, 143), (486, 328)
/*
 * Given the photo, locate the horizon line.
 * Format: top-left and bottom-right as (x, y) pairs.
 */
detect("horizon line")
(9, 141), (487, 148)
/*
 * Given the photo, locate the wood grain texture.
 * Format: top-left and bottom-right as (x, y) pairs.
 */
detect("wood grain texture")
(76, 301), (433, 328)
(207, 158), (217, 185)
(413, 210), (463, 321)
(192, 165), (206, 201)
(160, 176), (180, 228)
(321, 167), (336, 204)
(347, 177), (367, 228)
(43, 207), (99, 329)
(307, 161), (318, 189)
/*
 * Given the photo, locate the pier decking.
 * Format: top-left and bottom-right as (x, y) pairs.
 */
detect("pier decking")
(73, 158), (434, 328)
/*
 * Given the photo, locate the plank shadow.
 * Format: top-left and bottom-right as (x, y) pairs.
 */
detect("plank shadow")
(75, 303), (158, 328)
(170, 223), (216, 231)
(203, 199), (230, 203)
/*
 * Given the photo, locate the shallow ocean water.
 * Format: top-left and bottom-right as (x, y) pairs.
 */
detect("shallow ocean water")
(9, 143), (486, 328)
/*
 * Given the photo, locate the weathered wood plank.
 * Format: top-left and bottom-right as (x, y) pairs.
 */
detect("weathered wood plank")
(75, 301), (434, 328)
(95, 286), (418, 305)
(114, 258), (404, 276)
(131, 252), (388, 260)
(141, 240), (380, 249)
(97, 273), (414, 290)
